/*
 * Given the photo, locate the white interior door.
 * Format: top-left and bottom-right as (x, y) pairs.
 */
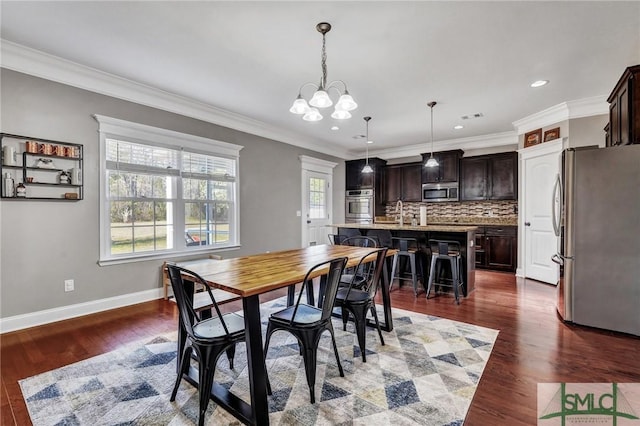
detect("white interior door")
(300, 156), (337, 247)
(521, 140), (561, 284)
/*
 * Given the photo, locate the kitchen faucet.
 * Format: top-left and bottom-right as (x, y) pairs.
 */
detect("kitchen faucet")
(395, 199), (404, 226)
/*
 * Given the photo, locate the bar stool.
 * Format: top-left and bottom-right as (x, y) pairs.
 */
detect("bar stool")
(389, 237), (424, 296)
(426, 239), (463, 304)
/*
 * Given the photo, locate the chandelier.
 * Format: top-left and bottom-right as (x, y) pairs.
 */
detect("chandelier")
(424, 101), (439, 168)
(289, 22), (358, 122)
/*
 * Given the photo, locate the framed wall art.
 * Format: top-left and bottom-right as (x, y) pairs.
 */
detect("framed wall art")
(543, 127), (560, 142)
(524, 128), (542, 148)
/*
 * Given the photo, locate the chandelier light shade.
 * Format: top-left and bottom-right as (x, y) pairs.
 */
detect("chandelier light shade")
(290, 22), (358, 122)
(362, 116), (373, 174)
(425, 101), (439, 168)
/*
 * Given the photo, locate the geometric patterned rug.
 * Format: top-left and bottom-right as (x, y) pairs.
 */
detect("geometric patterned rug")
(19, 297), (499, 425)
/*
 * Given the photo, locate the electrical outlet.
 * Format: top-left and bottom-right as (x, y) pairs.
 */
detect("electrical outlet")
(64, 279), (74, 292)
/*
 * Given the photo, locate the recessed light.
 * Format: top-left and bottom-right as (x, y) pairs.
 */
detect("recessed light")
(367, 140), (373, 144)
(530, 80), (549, 88)
(454, 125), (464, 130)
(331, 126), (339, 131)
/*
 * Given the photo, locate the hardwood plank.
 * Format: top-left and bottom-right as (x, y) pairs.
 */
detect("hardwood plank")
(2, 271), (639, 425)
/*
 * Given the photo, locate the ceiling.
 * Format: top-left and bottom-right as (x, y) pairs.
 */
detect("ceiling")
(1, 1), (639, 160)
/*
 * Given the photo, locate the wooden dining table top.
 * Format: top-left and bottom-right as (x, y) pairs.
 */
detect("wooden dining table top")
(187, 244), (393, 298)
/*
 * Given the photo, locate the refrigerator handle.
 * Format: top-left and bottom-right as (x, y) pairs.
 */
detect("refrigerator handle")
(551, 174), (561, 237)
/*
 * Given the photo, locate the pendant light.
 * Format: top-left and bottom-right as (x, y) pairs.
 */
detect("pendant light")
(424, 101), (439, 168)
(362, 116), (373, 174)
(289, 22), (358, 122)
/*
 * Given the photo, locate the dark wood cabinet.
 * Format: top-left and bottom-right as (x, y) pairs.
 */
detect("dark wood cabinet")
(345, 158), (386, 190)
(421, 150), (463, 183)
(383, 162), (422, 202)
(460, 152), (517, 201)
(475, 226), (517, 272)
(606, 64), (640, 147)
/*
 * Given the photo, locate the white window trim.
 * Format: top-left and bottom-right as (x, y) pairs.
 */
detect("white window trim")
(94, 115), (243, 265)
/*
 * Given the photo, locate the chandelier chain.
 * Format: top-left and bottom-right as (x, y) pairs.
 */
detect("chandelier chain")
(321, 32), (328, 89)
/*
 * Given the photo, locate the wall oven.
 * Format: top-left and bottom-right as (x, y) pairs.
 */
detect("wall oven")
(422, 182), (459, 202)
(345, 189), (374, 223)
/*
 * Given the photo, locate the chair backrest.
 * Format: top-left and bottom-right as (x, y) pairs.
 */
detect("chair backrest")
(290, 257), (348, 324)
(328, 234), (349, 245)
(343, 247), (388, 299)
(167, 264), (232, 338)
(340, 235), (379, 247)
(366, 230), (392, 248)
(391, 237), (418, 252)
(428, 239), (461, 256)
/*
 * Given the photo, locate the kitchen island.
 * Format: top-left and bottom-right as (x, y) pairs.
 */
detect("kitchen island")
(332, 223), (477, 296)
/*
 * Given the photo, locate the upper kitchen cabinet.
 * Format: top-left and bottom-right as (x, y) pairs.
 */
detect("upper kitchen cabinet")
(460, 152), (517, 201)
(421, 150), (463, 183)
(383, 162), (422, 202)
(345, 158), (386, 190)
(606, 64), (640, 147)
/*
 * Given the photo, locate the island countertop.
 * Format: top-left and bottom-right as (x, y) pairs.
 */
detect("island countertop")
(331, 223), (478, 232)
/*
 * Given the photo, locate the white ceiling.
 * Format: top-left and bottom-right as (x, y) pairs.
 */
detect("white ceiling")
(1, 1), (639, 160)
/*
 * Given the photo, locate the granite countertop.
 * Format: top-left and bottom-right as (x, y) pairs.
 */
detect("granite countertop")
(375, 216), (518, 227)
(332, 223), (478, 232)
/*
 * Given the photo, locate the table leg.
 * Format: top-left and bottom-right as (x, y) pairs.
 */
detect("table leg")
(243, 295), (270, 426)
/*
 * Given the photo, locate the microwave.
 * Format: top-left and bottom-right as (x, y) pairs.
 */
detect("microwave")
(422, 182), (459, 202)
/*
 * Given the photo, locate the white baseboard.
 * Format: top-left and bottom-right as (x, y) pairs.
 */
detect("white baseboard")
(515, 268), (524, 277)
(0, 288), (163, 334)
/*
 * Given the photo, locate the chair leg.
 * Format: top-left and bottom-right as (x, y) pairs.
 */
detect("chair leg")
(341, 305), (349, 331)
(171, 344), (193, 401)
(426, 255), (437, 300)
(225, 343), (236, 370)
(389, 253), (399, 291)
(327, 323), (345, 377)
(348, 304), (368, 362)
(196, 346), (218, 426)
(452, 257), (460, 305)
(370, 304), (385, 346)
(263, 323), (275, 395)
(301, 345), (319, 403)
(409, 253), (418, 296)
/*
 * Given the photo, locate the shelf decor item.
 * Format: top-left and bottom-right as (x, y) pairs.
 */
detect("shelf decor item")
(543, 127), (560, 142)
(524, 128), (542, 148)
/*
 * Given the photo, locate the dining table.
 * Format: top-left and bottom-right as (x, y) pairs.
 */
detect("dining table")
(176, 243), (396, 426)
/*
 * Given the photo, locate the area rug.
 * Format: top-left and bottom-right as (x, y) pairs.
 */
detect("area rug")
(19, 298), (499, 425)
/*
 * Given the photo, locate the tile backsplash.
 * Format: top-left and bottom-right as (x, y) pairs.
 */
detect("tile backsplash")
(384, 200), (517, 220)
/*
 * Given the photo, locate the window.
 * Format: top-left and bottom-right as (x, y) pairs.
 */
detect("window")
(95, 115), (243, 263)
(308, 176), (327, 219)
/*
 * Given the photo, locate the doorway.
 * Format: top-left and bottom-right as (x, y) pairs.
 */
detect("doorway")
(300, 156), (337, 247)
(519, 139), (562, 284)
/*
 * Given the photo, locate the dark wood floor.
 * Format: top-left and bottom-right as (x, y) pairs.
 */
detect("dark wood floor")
(2, 270), (639, 425)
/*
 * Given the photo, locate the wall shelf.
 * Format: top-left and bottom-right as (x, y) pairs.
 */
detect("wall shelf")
(1, 133), (83, 201)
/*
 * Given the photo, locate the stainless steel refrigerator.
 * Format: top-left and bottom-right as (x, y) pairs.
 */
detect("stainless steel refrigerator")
(552, 144), (640, 336)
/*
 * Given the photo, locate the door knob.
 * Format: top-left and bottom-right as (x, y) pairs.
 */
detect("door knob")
(524, 222), (531, 226)
(307, 220), (311, 224)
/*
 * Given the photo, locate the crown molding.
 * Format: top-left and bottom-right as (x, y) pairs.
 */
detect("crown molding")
(365, 131), (518, 161)
(0, 40), (351, 159)
(512, 96), (608, 135)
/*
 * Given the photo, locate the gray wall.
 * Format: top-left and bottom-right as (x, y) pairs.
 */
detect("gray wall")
(0, 69), (345, 318)
(568, 115), (607, 148)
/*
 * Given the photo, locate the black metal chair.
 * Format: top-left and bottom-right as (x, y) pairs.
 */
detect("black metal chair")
(339, 235), (379, 289)
(327, 233), (348, 245)
(335, 247), (388, 362)
(167, 265), (246, 426)
(263, 256), (348, 404)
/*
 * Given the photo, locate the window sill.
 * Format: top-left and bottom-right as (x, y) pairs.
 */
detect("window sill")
(98, 245), (241, 266)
